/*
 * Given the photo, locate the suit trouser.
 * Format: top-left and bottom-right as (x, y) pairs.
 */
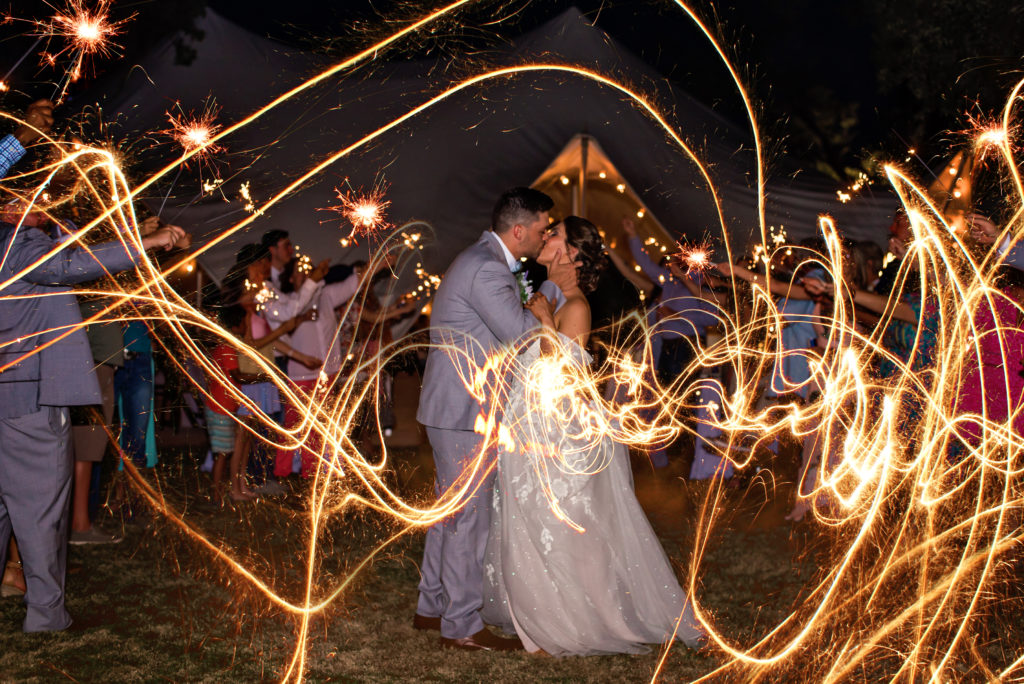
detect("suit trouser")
(416, 426), (493, 639)
(0, 406), (74, 632)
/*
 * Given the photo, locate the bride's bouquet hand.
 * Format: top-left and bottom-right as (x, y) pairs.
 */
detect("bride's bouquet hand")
(526, 292), (556, 326)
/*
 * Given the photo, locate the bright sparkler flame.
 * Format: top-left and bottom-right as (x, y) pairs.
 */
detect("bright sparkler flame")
(2, 2), (1024, 682)
(166, 110), (222, 158)
(32, 0), (130, 101)
(328, 184), (392, 239)
(676, 241), (713, 277)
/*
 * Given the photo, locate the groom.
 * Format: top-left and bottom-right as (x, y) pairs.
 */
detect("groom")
(414, 187), (577, 650)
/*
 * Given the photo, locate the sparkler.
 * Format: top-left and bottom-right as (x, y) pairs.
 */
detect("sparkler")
(2, 2), (1024, 682)
(164, 102), (224, 166)
(327, 182), (391, 240)
(675, 240), (713, 277)
(36, 0), (131, 103)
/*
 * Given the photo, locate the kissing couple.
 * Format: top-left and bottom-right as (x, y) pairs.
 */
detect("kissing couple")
(414, 187), (705, 655)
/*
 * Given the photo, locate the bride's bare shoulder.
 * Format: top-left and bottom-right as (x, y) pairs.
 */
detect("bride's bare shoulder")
(555, 294), (591, 343)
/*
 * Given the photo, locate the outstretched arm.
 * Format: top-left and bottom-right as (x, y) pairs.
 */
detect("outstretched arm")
(716, 262), (813, 300)
(17, 224), (185, 286)
(606, 243), (655, 295)
(803, 276), (916, 323)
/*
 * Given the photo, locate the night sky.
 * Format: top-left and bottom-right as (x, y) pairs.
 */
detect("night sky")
(0, 0), (1016, 178)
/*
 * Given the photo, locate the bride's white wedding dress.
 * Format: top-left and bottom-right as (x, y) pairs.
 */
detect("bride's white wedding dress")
(481, 335), (704, 656)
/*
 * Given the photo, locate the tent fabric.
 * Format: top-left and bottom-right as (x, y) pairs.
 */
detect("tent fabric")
(99, 7), (898, 282)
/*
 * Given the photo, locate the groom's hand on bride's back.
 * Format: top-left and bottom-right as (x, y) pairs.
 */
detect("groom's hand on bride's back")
(547, 248), (581, 293)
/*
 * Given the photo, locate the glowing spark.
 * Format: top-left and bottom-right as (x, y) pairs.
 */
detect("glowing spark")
(676, 241), (713, 277)
(328, 185), (391, 238)
(36, 0), (131, 101)
(164, 102), (224, 168)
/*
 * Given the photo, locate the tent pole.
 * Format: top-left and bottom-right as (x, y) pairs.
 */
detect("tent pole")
(579, 135), (589, 218)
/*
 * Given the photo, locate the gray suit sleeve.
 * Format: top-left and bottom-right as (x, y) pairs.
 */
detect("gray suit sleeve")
(468, 260), (539, 344)
(1004, 243), (1024, 272)
(17, 231), (141, 286)
(538, 280), (566, 310)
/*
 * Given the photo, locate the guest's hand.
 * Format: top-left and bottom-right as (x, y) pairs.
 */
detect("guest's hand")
(140, 216), (161, 236)
(14, 99), (55, 146)
(802, 277), (833, 297)
(309, 259), (330, 283)
(296, 353), (322, 369)
(622, 217), (637, 238)
(142, 224), (187, 252)
(967, 214), (999, 245)
(547, 248), (580, 293)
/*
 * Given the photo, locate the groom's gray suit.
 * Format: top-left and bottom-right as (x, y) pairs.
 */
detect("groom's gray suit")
(416, 230), (561, 639)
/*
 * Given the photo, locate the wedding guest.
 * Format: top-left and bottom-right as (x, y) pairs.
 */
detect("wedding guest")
(204, 307), (243, 501)
(275, 256), (390, 478)
(952, 216), (1024, 455)
(258, 231), (329, 376)
(115, 319), (157, 471)
(69, 294), (124, 544)
(0, 210), (185, 632)
(0, 99), (54, 177)
(235, 276), (319, 496)
(0, 100), (56, 600)
(624, 218), (717, 468)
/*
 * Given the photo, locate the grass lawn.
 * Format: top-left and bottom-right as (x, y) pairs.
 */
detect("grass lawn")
(0, 434), (989, 682)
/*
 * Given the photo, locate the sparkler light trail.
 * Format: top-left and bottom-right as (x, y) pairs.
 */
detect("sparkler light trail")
(2, 1), (1024, 682)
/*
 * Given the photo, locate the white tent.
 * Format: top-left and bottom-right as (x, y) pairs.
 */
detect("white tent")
(98, 7), (898, 281)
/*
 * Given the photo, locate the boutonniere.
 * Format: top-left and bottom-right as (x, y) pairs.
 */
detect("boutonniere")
(517, 271), (534, 304)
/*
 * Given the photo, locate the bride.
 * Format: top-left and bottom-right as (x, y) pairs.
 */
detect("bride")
(481, 216), (705, 656)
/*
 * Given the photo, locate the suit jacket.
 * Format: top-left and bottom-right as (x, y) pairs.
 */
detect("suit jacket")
(0, 224), (141, 419)
(417, 231), (560, 430)
(1004, 242), (1024, 272)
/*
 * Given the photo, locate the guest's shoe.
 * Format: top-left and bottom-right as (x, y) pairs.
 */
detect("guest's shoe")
(440, 628), (523, 651)
(69, 526), (124, 545)
(412, 613), (441, 631)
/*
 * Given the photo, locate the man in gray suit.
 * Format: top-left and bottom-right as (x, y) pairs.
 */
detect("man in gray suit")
(413, 187), (577, 650)
(0, 216), (185, 632)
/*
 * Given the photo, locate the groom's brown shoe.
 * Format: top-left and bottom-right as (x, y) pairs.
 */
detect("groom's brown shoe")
(412, 614), (441, 631)
(440, 628), (524, 651)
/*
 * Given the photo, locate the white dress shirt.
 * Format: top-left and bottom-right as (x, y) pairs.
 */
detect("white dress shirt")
(489, 231), (520, 272)
(286, 274), (361, 381)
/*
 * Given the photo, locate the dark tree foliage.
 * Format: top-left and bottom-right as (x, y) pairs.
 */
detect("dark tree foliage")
(866, 0), (1024, 141)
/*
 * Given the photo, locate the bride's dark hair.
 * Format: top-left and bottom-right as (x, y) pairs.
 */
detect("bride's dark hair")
(561, 216), (607, 294)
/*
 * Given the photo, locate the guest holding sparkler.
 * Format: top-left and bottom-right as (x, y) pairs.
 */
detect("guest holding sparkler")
(222, 243), (321, 490)
(952, 214), (1024, 453)
(259, 230), (330, 388)
(0, 207), (185, 632)
(275, 252), (393, 479)
(624, 217), (717, 468)
(0, 99), (55, 177)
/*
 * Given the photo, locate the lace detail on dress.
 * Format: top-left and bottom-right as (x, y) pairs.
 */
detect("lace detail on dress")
(480, 332), (704, 655)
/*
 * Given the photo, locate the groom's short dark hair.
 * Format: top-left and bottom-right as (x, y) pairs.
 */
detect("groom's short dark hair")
(492, 187), (554, 234)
